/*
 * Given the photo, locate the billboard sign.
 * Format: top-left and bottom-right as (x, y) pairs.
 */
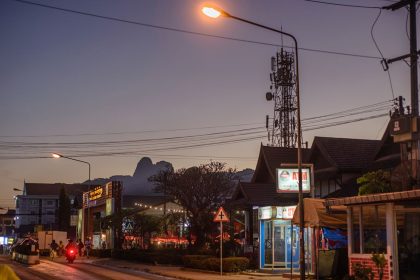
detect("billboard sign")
(276, 167), (312, 193)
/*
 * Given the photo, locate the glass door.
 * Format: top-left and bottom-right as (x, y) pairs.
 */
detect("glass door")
(274, 220), (286, 266)
(264, 220), (273, 266)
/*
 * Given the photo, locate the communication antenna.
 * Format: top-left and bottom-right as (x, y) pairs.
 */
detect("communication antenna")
(265, 48), (299, 147)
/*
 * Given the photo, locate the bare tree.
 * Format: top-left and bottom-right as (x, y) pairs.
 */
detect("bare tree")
(150, 162), (236, 248)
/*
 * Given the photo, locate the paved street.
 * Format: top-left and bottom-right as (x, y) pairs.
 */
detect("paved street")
(0, 256), (176, 280)
(0, 255), (289, 280)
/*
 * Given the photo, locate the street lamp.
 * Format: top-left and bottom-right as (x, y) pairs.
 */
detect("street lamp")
(52, 153), (91, 241)
(202, 6), (305, 279)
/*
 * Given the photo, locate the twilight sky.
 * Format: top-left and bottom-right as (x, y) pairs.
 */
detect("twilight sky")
(0, 0), (416, 208)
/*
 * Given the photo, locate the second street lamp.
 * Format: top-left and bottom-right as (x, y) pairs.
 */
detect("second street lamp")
(52, 153), (92, 242)
(202, 6), (305, 279)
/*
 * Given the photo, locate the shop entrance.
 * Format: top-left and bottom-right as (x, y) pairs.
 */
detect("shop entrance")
(263, 220), (299, 268)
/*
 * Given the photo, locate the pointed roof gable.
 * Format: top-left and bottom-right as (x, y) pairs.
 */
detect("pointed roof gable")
(251, 144), (310, 184)
(370, 120), (401, 169)
(229, 182), (299, 207)
(309, 137), (380, 171)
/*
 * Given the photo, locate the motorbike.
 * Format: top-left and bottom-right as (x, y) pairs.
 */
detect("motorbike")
(65, 247), (77, 264)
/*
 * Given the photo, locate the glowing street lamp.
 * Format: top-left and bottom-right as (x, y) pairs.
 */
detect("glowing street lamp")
(202, 6), (305, 280)
(52, 153), (91, 241)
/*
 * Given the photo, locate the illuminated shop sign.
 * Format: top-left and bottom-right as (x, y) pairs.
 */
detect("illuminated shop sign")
(275, 206), (296, 219)
(276, 167), (312, 193)
(258, 206), (297, 220)
(258, 206), (273, 220)
(89, 186), (104, 201)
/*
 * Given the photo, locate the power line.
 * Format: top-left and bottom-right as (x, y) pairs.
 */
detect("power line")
(0, 122), (263, 138)
(9, 0), (383, 60)
(370, 9), (395, 99)
(303, 0), (381, 9)
(0, 112), (389, 160)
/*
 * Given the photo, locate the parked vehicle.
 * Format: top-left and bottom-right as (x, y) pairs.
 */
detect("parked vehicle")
(10, 237), (39, 265)
(37, 231), (67, 256)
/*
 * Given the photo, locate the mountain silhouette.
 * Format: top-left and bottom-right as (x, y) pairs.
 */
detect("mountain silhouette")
(88, 157), (253, 195)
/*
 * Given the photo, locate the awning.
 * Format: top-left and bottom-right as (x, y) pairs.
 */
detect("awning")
(325, 189), (420, 206)
(292, 198), (347, 229)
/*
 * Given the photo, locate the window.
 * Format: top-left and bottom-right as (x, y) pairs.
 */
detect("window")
(362, 205), (387, 253)
(350, 205), (387, 254)
(46, 200), (54, 206)
(30, 199), (39, 206)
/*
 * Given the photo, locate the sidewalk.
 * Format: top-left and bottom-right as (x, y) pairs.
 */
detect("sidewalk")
(74, 257), (291, 280)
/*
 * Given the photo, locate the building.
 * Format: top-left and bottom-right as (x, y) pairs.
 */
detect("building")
(79, 181), (122, 249)
(228, 129), (402, 272)
(229, 145), (311, 270)
(15, 183), (89, 237)
(325, 189), (420, 280)
(0, 209), (16, 247)
(122, 195), (187, 248)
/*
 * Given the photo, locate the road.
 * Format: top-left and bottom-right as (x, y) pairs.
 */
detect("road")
(0, 256), (175, 280)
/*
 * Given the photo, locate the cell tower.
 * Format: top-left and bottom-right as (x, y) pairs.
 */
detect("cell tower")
(265, 48), (298, 147)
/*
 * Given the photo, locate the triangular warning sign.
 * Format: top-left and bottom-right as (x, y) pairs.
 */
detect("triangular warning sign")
(125, 222), (133, 231)
(213, 207), (230, 222)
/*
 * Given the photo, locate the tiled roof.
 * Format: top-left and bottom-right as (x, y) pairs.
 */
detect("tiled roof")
(311, 137), (380, 171)
(236, 182), (299, 207)
(24, 183), (90, 196)
(252, 144), (311, 183)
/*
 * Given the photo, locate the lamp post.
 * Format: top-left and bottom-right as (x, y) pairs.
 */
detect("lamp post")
(202, 6), (305, 279)
(52, 153), (91, 241)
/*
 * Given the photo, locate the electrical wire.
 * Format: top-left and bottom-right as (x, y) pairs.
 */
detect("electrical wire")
(370, 9), (395, 99)
(303, 0), (381, 9)
(0, 122), (263, 138)
(8, 0), (383, 60)
(0, 100), (394, 159)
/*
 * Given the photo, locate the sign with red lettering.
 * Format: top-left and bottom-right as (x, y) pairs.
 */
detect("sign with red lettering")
(276, 168), (311, 193)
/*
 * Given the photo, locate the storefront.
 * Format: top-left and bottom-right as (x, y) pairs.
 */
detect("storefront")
(78, 181), (122, 249)
(258, 205), (300, 269)
(325, 189), (420, 280)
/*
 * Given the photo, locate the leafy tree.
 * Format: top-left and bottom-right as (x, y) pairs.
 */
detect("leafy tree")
(150, 161), (236, 248)
(357, 170), (392, 195)
(58, 187), (71, 231)
(100, 208), (132, 249)
(132, 213), (162, 248)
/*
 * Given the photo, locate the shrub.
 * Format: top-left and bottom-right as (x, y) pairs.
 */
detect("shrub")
(112, 249), (184, 265)
(202, 258), (219, 271)
(351, 262), (374, 280)
(182, 255), (249, 272)
(182, 255), (213, 268)
(223, 257), (249, 272)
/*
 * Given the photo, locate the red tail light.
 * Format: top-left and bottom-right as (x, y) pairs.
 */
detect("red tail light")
(70, 250), (74, 254)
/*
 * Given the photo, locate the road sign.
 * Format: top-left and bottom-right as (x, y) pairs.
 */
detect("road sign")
(213, 207), (229, 222)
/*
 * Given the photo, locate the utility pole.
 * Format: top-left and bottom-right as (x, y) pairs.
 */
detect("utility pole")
(384, 0), (418, 114)
(385, 0), (419, 188)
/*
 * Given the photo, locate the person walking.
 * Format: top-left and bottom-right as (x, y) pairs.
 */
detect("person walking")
(77, 239), (84, 257)
(49, 240), (59, 260)
(84, 237), (91, 258)
(58, 240), (64, 257)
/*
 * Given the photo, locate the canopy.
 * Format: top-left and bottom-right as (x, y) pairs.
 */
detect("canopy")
(292, 198), (347, 229)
